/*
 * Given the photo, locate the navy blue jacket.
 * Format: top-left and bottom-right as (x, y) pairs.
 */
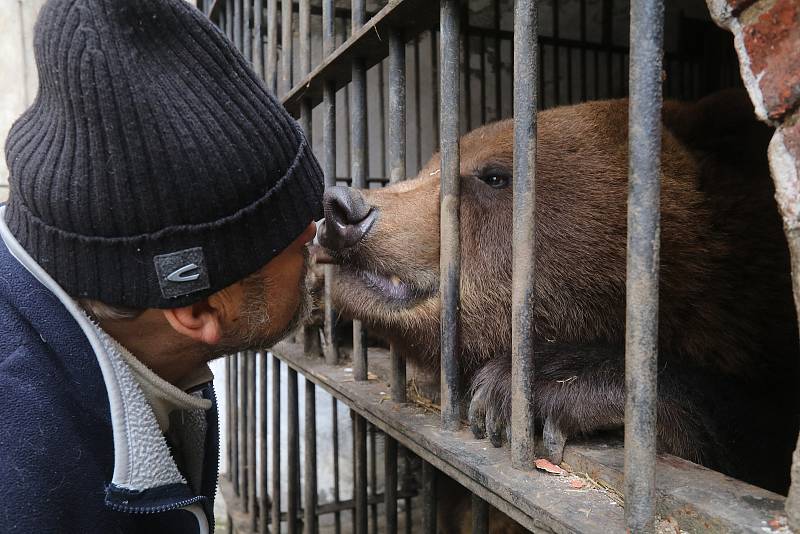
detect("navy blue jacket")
(0, 221), (219, 533)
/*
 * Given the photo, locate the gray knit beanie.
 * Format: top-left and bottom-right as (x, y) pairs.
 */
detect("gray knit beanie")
(3, 0), (323, 309)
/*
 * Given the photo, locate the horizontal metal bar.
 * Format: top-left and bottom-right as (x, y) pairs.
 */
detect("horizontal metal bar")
(281, 0), (439, 115)
(271, 341), (787, 533)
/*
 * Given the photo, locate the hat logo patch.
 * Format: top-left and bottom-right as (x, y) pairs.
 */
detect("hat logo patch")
(154, 247), (211, 299)
(167, 263), (201, 283)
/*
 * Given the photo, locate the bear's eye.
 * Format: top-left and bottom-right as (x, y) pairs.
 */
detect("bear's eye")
(480, 174), (510, 189)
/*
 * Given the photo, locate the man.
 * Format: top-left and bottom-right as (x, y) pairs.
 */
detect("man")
(0, 0), (323, 532)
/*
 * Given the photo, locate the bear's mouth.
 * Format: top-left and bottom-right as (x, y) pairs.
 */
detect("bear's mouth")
(310, 244), (435, 305)
(337, 267), (434, 305)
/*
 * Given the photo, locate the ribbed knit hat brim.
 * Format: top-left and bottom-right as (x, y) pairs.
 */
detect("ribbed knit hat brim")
(4, 0), (323, 308)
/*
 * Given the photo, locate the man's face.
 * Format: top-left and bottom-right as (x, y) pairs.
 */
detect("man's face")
(217, 222), (317, 353)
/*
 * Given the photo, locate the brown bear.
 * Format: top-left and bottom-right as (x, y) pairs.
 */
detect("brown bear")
(316, 89), (799, 495)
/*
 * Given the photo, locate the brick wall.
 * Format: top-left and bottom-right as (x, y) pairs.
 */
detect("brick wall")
(705, 0), (800, 528)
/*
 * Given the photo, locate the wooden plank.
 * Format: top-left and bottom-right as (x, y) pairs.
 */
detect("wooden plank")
(280, 0), (440, 116)
(271, 341), (786, 534)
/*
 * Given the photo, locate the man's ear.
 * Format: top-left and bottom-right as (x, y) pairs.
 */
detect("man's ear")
(162, 299), (223, 346)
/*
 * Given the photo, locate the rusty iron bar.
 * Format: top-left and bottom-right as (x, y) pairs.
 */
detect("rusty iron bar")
(300, 0), (311, 77)
(322, 0), (339, 366)
(462, 4), (471, 132)
(332, 398), (342, 534)
(281, 0), (293, 97)
(305, 380), (319, 534)
(351, 0), (368, 382)
(354, 412), (369, 534)
(226, 1), (234, 57)
(580, 0), (586, 101)
(232, 353), (241, 495)
(422, 461), (437, 534)
(388, 27), (407, 403)
(234, 0), (243, 51)
(472, 494), (489, 534)
(369, 424), (378, 534)
(299, 0), (317, 361)
(323, 0), (335, 56)
(225, 357), (233, 484)
(413, 36), (421, 170)
(553, 0), (560, 105)
(254, 0), (263, 77)
(239, 353), (249, 508)
(624, 0), (664, 531)
(493, 0), (501, 120)
(243, 0), (252, 62)
(259, 353), (269, 534)
(385, 435), (398, 534)
(510, 0), (538, 471)
(288, 368), (301, 534)
(439, 0), (462, 432)
(431, 30), (439, 151)
(402, 447), (413, 534)
(272, 355), (283, 534)
(479, 32), (486, 125)
(267, 0), (278, 93)
(247, 353), (257, 530)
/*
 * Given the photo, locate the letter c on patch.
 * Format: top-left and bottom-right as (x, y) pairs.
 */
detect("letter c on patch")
(166, 263), (201, 283)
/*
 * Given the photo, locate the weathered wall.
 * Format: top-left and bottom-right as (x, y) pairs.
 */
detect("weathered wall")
(0, 0), (46, 202)
(705, 0), (800, 529)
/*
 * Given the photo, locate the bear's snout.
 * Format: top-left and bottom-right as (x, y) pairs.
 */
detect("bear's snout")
(319, 186), (378, 250)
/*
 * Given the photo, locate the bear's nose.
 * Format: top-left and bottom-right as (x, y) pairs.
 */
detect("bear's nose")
(319, 186), (378, 250)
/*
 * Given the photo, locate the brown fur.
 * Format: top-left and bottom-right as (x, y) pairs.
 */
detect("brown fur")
(322, 90), (799, 494)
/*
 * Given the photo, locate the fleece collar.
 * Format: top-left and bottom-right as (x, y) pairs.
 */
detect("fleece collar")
(0, 207), (211, 511)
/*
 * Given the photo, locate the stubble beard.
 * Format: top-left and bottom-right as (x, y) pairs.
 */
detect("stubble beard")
(217, 248), (313, 355)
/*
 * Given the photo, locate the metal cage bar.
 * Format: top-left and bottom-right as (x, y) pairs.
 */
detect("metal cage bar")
(388, 26), (407, 404)
(624, 0), (664, 531)
(305, 379), (319, 534)
(287, 368), (301, 533)
(239, 353), (249, 511)
(254, 0), (263, 78)
(384, 435), (399, 534)
(247, 352), (257, 530)
(510, 0), (538, 470)
(232, 353), (241, 496)
(322, 0), (339, 367)
(350, 0), (368, 383)
(272, 355), (282, 534)
(422, 461), (437, 534)
(234, 0), (242, 52)
(439, 0), (462, 432)
(354, 411), (369, 534)
(266, 0), (278, 93)
(332, 398), (343, 534)
(471, 494), (489, 534)
(281, 0), (293, 97)
(259, 352), (269, 534)
(243, 0), (252, 63)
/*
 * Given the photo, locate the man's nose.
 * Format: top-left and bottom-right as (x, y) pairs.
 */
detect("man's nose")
(318, 186), (377, 250)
